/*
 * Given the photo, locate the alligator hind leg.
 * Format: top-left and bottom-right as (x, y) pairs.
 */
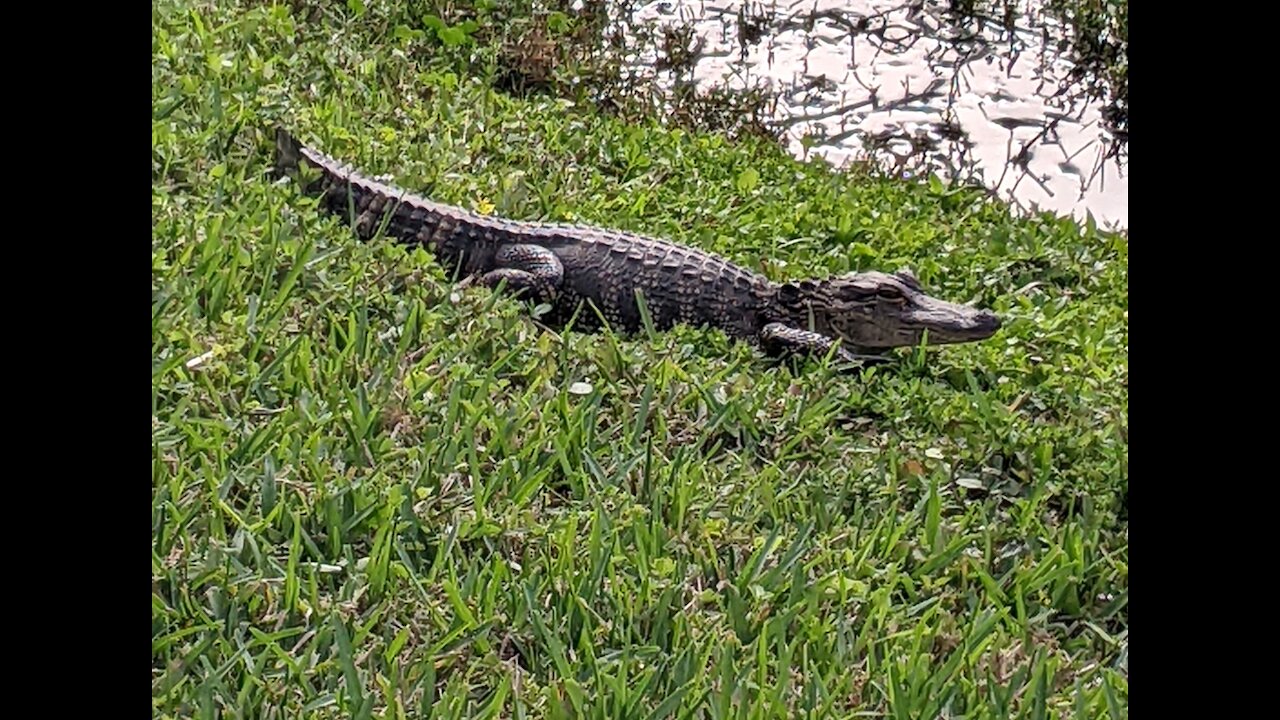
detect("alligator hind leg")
(759, 323), (891, 369)
(466, 244), (565, 306)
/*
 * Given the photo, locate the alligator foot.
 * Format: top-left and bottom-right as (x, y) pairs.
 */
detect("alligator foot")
(759, 322), (892, 371)
(462, 244), (564, 306)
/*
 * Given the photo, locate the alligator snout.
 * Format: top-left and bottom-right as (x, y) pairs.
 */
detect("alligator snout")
(901, 302), (1002, 346)
(971, 308), (1001, 334)
(952, 308), (1001, 341)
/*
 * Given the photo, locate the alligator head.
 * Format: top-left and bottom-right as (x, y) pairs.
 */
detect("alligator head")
(777, 269), (1001, 349)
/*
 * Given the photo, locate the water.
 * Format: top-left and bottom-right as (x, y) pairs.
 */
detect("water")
(620, 0), (1128, 231)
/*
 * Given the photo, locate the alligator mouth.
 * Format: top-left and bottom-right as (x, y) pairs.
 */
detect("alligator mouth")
(905, 306), (1002, 344)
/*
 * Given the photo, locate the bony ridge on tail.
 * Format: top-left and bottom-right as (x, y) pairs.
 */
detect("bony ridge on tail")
(272, 127), (1001, 371)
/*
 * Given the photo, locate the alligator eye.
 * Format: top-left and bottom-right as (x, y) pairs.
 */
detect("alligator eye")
(893, 270), (922, 289)
(876, 287), (904, 301)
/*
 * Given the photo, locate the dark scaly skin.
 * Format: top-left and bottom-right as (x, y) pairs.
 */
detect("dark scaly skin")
(273, 128), (1001, 368)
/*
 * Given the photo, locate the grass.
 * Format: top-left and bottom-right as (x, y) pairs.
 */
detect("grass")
(152, 0), (1128, 717)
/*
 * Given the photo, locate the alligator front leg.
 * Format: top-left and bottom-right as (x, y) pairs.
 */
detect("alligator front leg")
(465, 244), (565, 306)
(759, 323), (890, 369)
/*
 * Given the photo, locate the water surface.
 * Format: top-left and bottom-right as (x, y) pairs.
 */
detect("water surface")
(622, 0), (1128, 230)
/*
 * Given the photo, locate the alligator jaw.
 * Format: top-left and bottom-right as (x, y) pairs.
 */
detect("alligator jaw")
(900, 298), (1002, 346)
(784, 270), (1002, 350)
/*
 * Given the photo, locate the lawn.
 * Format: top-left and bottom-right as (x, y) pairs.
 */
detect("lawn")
(152, 1), (1128, 717)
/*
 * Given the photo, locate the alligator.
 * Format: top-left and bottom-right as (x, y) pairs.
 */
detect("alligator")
(273, 128), (1000, 369)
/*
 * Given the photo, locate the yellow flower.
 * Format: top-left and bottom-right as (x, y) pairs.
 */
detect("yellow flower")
(475, 198), (495, 215)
